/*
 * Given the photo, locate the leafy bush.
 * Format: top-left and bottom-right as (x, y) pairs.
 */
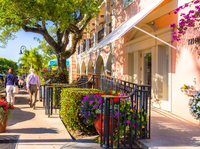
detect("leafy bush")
(60, 88), (103, 134)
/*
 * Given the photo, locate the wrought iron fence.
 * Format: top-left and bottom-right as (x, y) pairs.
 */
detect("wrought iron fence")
(98, 28), (104, 43)
(44, 74), (151, 148)
(89, 36), (94, 48)
(77, 75), (151, 148)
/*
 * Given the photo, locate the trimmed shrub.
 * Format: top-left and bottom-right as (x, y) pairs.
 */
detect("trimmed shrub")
(60, 88), (103, 134)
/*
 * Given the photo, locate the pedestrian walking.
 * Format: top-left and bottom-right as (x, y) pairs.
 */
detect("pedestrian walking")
(26, 68), (41, 110)
(4, 68), (18, 104)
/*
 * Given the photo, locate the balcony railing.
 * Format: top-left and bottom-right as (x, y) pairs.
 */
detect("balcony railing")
(98, 28), (104, 43)
(89, 36), (94, 49)
(83, 40), (86, 52)
(78, 46), (80, 55)
(109, 22), (112, 33)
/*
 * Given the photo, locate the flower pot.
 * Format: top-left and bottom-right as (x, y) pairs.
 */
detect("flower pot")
(94, 114), (117, 137)
(0, 110), (8, 133)
(89, 84), (92, 88)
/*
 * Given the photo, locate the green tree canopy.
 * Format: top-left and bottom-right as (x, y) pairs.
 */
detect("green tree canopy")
(0, 58), (18, 74)
(0, 0), (102, 70)
(18, 48), (43, 74)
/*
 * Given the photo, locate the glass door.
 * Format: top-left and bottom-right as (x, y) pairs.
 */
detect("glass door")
(143, 53), (152, 85)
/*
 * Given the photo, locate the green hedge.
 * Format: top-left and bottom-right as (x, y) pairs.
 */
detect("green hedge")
(60, 88), (103, 134)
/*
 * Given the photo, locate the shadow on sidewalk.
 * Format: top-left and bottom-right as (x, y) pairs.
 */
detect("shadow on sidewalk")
(6, 127), (58, 134)
(7, 107), (35, 126)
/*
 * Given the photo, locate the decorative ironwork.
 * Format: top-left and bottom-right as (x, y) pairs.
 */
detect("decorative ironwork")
(89, 36), (94, 48)
(44, 74), (151, 148)
(98, 28), (104, 43)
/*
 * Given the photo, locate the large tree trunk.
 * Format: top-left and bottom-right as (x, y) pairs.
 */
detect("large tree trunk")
(57, 55), (67, 71)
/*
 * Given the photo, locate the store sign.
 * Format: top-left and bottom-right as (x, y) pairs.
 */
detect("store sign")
(188, 38), (195, 45)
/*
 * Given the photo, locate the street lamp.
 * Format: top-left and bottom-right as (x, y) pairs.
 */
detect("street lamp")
(19, 45), (27, 54)
(47, 67), (52, 75)
(19, 46), (28, 77)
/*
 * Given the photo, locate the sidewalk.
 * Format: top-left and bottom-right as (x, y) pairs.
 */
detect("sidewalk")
(137, 107), (200, 149)
(1, 89), (72, 149)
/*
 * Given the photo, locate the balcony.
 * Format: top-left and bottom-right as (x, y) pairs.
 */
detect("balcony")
(98, 28), (104, 43)
(78, 46), (80, 55)
(89, 36), (94, 49)
(83, 40), (86, 52)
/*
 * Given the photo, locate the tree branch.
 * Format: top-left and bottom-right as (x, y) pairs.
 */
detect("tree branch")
(61, 30), (70, 52)
(22, 25), (42, 34)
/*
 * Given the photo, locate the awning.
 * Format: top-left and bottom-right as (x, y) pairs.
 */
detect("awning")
(90, 0), (165, 51)
(48, 58), (69, 67)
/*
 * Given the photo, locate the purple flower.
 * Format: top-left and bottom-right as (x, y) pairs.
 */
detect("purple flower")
(126, 98), (130, 101)
(126, 120), (130, 124)
(85, 95), (89, 100)
(94, 95), (99, 98)
(119, 94), (123, 97)
(94, 105), (98, 108)
(95, 98), (97, 101)
(89, 100), (94, 104)
(89, 91), (91, 93)
(170, 23), (176, 28)
(132, 125), (135, 128)
(185, 3), (189, 7)
(194, 0), (199, 4)
(91, 94), (94, 98)
(124, 93), (126, 95)
(98, 99), (102, 104)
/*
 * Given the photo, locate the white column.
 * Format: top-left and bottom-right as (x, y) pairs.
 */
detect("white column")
(105, 0), (111, 36)
(94, 14), (99, 45)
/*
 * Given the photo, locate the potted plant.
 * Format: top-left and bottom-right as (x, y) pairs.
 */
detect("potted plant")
(0, 97), (14, 132)
(88, 81), (94, 88)
(79, 89), (120, 137)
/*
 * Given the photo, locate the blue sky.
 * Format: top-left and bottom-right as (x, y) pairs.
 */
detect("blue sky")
(0, 30), (43, 63)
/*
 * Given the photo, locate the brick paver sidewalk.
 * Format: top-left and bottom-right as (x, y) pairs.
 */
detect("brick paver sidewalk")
(0, 89), (72, 149)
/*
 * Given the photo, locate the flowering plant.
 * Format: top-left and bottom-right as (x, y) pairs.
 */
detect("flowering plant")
(0, 97), (14, 126)
(189, 92), (200, 121)
(79, 92), (104, 126)
(169, 0), (200, 49)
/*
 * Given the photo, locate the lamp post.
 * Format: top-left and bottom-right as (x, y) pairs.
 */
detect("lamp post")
(47, 67), (52, 75)
(19, 46), (28, 77)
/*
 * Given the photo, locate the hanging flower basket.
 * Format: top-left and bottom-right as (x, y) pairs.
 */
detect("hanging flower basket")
(180, 84), (199, 97)
(189, 92), (200, 122)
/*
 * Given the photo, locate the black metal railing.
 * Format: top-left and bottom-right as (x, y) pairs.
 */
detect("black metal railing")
(44, 74), (151, 148)
(98, 28), (104, 43)
(83, 40), (86, 52)
(78, 46), (81, 55)
(89, 36), (94, 48)
(78, 75), (151, 148)
(109, 22), (112, 33)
